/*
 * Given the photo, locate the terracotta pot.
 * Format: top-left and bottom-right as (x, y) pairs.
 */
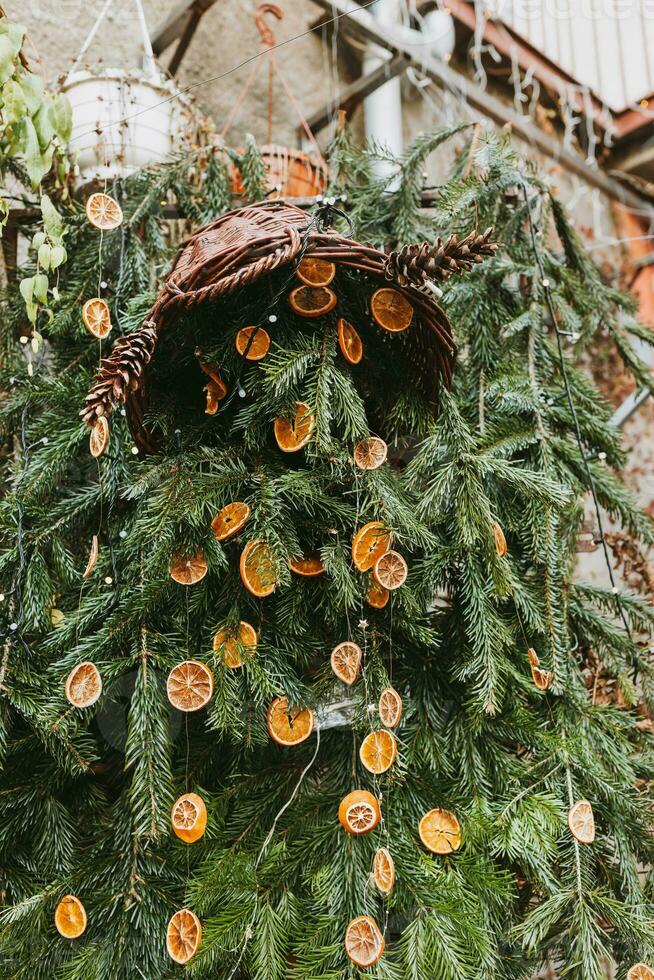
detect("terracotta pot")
(230, 144), (328, 198)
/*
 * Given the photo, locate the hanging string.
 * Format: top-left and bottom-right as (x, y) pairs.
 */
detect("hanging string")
(520, 180), (637, 660)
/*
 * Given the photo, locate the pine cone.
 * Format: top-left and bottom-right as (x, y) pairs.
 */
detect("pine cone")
(385, 227), (499, 287)
(81, 322), (158, 425)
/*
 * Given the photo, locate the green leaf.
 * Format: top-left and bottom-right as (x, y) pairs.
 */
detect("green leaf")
(19, 275), (34, 305)
(37, 242), (51, 271)
(41, 194), (64, 241)
(31, 231), (46, 251)
(33, 273), (49, 305)
(50, 244), (66, 270)
(0, 35), (17, 86)
(53, 93), (72, 142)
(2, 78), (26, 122)
(20, 117), (46, 185)
(18, 71), (44, 113)
(33, 101), (55, 150)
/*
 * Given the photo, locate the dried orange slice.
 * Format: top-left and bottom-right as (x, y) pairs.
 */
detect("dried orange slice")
(354, 436), (387, 470)
(373, 847), (395, 895)
(167, 660), (214, 712)
(213, 620), (257, 668)
(419, 808), (462, 854)
(274, 401), (315, 452)
(296, 256), (336, 287)
(267, 695), (314, 746)
(240, 539), (278, 597)
(197, 357), (228, 393)
(166, 908), (202, 964)
(170, 549), (208, 585)
(352, 521), (390, 572)
(627, 965), (654, 980)
(345, 915), (384, 968)
(204, 381), (227, 415)
(493, 521), (507, 557)
(83, 535), (99, 578)
(531, 665), (552, 690)
(89, 415), (109, 458)
(235, 326), (271, 361)
(568, 799), (595, 844)
(371, 287), (413, 332)
(374, 550), (408, 591)
(289, 554), (325, 577)
(527, 647), (539, 667)
(338, 790), (381, 835)
(367, 579), (390, 609)
(82, 298), (111, 339)
(55, 895), (87, 939)
(337, 318), (363, 365)
(379, 686), (402, 728)
(86, 192), (123, 231)
(289, 284), (337, 318)
(359, 729), (397, 774)
(65, 662), (102, 709)
(211, 501), (251, 542)
(171, 792), (207, 844)
(330, 641), (362, 686)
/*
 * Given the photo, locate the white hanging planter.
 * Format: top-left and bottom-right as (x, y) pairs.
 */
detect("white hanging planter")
(62, 69), (191, 187)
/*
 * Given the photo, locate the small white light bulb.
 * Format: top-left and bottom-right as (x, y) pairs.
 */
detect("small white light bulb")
(130, 446), (139, 455)
(104, 576), (113, 585)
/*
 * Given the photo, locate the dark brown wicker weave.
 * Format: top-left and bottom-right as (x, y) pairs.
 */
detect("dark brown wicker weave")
(82, 200), (456, 453)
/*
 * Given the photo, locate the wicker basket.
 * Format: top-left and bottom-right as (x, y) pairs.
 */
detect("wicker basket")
(82, 200), (456, 453)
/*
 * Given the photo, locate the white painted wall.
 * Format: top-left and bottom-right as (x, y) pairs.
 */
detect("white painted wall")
(477, 0), (654, 110)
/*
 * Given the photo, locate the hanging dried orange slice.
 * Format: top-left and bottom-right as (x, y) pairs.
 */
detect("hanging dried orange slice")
(55, 895), (87, 939)
(373, 550), (408, 591)
(240, 539), (278, 597)
(568, 799), (595, 844)
(359, 729), (397, 774)
(352, 521), (390, 572)
(83, 535), (99, 578)
(65, 662), (103, 709)
(171, 792), (207, 844)
(213, 620), (257, 668)
(86, 192), (123, 231)
(235, 326), (271, 361)
(169, 549), (208, 585)
(166, 908), (202, 964)
(379, 686), (403, 728)
(196, 355), (227, 392)
(338, 790), (381, 835)
(205, 380), (227, 416)
(267, 695), (314, 746)
(366, 580), (388, 610)
(89, 415), (109, 458)
(492, 520), (507, 557)
(296, 256), (336, 287)
(345, 915), (384, 968)
(531, 665), (552, 690)
(82, 298), (111, 339)
(274, 401), (315, 452)
(419, 808), (462, 854)
(337, 318), (363, 365)
(627, 965), (654, 980)
(289, 554), (325, 577)
(289, 284), (337, 318)
(166, 660), (214, 712)
(371, 287), (413, 332)
(211, 501), (251, 542)
(354, 436), (387, 470)
(330, 641), (362, 686)
(373, 847), (395, 895)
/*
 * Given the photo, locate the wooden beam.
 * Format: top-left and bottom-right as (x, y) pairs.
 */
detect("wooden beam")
(302, 54), (407, 134)
(150, 0), (217, 57)
(168, 11), (202, 76)
(309, 0), (653, 214)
